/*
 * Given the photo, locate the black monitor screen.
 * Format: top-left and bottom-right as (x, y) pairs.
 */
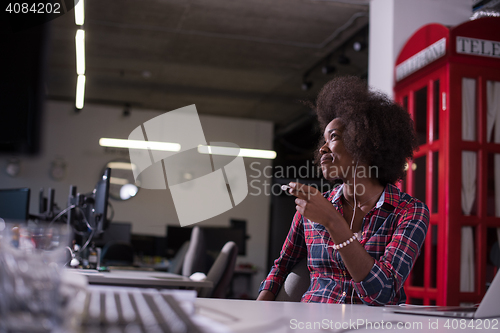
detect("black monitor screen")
(165, 224), (247, 257)
(165, 226), (193, 258)
(93, 168), (111, 233)
(94, 222), (132, 247)
(0, 188), (30, 222)
(131, 234), (166, 257)
(204, 227), (246, 256)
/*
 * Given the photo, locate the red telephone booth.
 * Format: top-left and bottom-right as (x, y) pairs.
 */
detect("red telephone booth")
(394, 17), (500, 306)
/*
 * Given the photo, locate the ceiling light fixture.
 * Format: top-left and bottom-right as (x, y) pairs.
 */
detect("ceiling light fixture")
(74, 0), (85, 25)
(353, 41), (366, 52)
(75, 29), (85, 75)
(75, 75), (86, 109)
(99, 139), (274, 159)
(107, 162), (137, 171)
(110, 177), (129, 185)
(120, 184), (138, 200)
(198, 145), (277, 159)
(74, 0), (86, 111)
(99, 138), (181, 152)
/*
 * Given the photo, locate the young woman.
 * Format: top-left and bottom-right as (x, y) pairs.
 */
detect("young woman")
(257, 76), (429, 305)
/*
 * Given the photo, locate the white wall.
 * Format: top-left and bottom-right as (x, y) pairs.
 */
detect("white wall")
(369, 0), (472, 97)
(0, 100), (274, 297)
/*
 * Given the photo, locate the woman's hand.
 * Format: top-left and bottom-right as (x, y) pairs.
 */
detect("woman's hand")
(288, 182), (375, 283)
(288, 182), (343, 229)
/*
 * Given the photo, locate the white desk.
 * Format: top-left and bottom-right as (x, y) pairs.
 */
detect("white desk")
(74, 269), (213, 289)
(194, 299), (500, 333)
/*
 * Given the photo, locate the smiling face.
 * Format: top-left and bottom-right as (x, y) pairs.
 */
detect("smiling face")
(319, 118), (355, 181)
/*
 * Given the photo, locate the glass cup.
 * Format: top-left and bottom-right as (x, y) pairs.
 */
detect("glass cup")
(0, 222), (72, 333)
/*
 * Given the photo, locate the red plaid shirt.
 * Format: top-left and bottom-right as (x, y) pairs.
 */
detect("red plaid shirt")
(259, 183), (429, 305)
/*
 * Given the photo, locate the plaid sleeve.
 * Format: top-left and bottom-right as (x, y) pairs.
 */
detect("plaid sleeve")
(353, 200), (429, 305)
(258, 211), (308, 296)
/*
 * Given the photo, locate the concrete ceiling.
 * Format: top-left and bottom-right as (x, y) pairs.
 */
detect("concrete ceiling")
(46, 0), (369, 128)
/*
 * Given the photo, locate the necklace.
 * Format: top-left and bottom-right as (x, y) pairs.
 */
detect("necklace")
(343, 189), (384, 209)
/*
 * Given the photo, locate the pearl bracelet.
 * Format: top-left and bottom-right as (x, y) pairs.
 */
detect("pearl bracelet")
(332, 233), (358, 250)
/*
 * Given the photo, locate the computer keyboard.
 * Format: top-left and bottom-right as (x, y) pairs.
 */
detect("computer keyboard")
(81, 286), (204, 333)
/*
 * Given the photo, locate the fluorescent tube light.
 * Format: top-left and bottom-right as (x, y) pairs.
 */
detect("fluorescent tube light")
(198, 145), (276, 159)
(75, 75), (86, 109)
(107, 162), (137, 171)
(75, 29), (85, 75)
(99, 138), (181, 152)
(74, 0), (85, 25)
(110, 177), (129, 185)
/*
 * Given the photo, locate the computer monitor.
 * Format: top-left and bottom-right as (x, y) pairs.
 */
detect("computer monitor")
(93, 222), (132, 248)
(36, 187), (58, 221)
(204, 227), (246, 256)
(0, 188), (30, 222)
(68, 168), (111, 235)
(130, 234), (166, 257)
(230, 219), (248, 255)
(92, 168), (111, 233)
(165, 223), (247, 257)
(165, 225), (193, 258)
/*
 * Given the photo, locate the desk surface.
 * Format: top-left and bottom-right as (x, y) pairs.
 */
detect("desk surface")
(195, 298), (500, 333)
(75, 269), (213, 289)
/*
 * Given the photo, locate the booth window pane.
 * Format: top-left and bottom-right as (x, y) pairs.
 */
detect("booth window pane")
(432, 152), (439, 214)
(415, 87), (428, 145)
(486, 81), (500, 143)
(486, 227), (500, 285)
(403, 96), (408, 111)
(433, 80), (440, 141)
(430, 224), (438, 288)
(411, 242), (425, 287)
(412, 155), (427, 204)
(462, 78), (476, 141)
(462, 151), (477, 216)
(410, 155), (426, 288)
(460, 226), (476, 292)
(487, 153), (500, 217)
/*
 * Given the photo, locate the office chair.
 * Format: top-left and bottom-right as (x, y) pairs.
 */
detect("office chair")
(168, 241), (190, 275)
(275, 257), (310, 302)
(101, 241), (135, 266)
(182, 226), (208, 276)
(198, 241), (238, 298)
